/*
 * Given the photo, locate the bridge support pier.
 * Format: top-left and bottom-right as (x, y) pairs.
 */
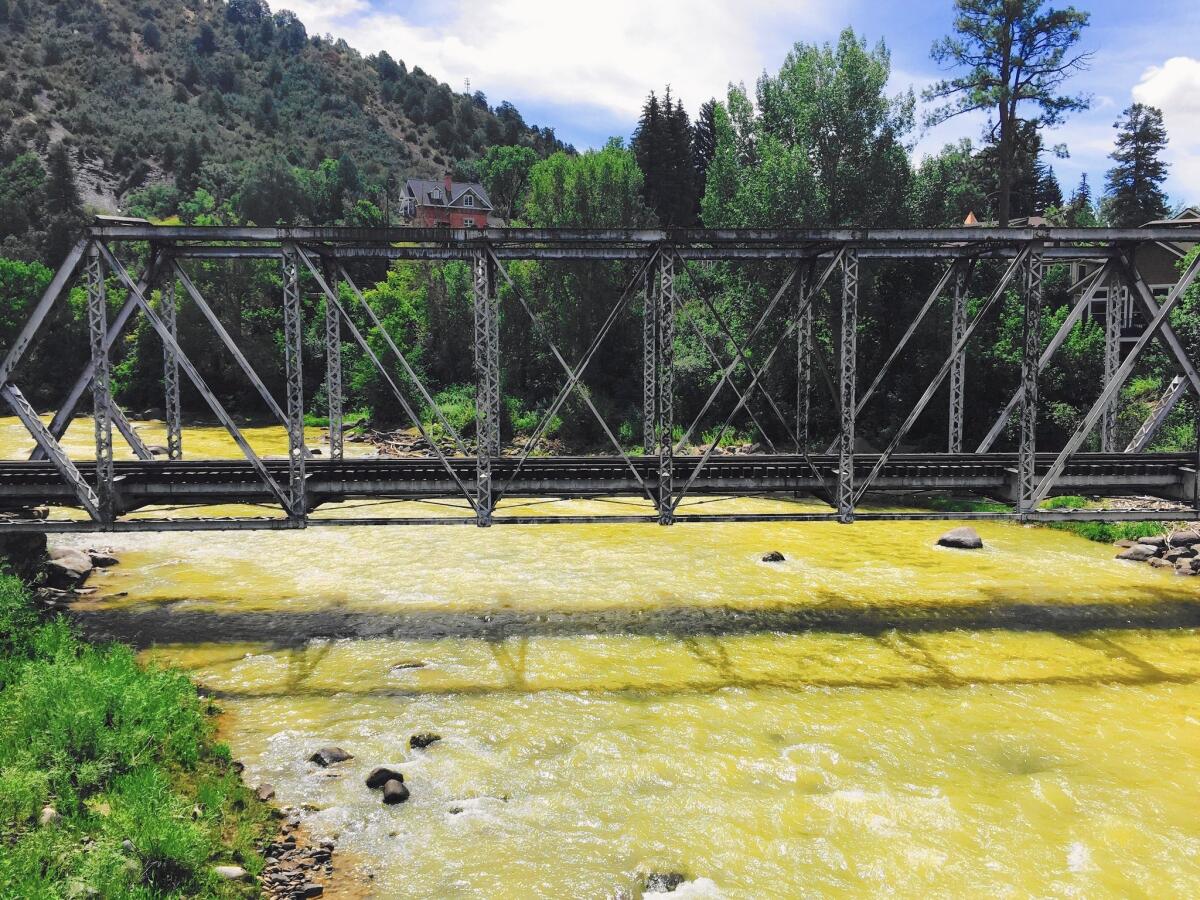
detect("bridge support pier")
(473, 249), (500, 525)
(324, 263), (344, 461)
(86, 243), (115, 523)
(655, 250), (676, 523)
(643, 265), (657, 457)
(282, 247), (307, 521)
(948, 263), (967, 453)
(1017, 245), (1044, 516)
(161, 275), (183, 460)
(836, 251), (858, 523)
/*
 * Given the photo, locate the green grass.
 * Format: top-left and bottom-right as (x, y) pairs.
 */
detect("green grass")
(0, 571), (273, 898)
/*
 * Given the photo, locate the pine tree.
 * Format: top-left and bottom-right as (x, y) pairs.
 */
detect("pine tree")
(926, 0), (1091, 225)
(693, 99), (717, 195)
(1104, 103), (1170, 226)
(632, 87), (698, 226)
(44, 143), (81, 217)
(1034, 162), (1063, 213)
(1066, 173), (1097, 226)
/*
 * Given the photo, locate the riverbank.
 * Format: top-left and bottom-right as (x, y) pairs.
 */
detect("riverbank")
(0, 557), (283, 898)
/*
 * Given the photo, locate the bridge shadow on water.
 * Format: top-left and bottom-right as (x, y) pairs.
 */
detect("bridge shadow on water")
(74, 597), (1200, 647)
(75, 596), (1200, 701)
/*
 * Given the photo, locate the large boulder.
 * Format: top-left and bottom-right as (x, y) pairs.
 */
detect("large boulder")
(365, 767), (404, 789)
(1137, 535), (1168, 547)
(936, 527), (983, 550)
(43, 546), (93, 589)
(1168, 529), (1200, 547)
(381, 779), (409, 805)
(1116, 544), (1158, 562)
(308, 747), (353, 767)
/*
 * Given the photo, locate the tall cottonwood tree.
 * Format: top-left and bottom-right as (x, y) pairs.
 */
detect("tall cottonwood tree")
(1104, 103), (1170, 226)
(926, 0), (1091, 225)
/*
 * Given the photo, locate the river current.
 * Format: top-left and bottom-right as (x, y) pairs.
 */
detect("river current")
(5, 416), (1200, 897)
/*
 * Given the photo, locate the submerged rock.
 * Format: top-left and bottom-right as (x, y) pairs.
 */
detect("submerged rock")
(1116, 544), (1158, 562)
(88, 551), (119, 568)
(761, 551), (786, 562)
(381, 779), (409, 805)
(409, 733), (441, 750)
(308, 747), (353, 767)
(644, 872), (687, 893)
(936, 526), (983, 549)
(365, 767), (404, 789)
(644, 877), (724, 898)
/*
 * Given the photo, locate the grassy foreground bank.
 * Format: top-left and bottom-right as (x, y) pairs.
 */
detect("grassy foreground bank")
(0, 570), (273, 898)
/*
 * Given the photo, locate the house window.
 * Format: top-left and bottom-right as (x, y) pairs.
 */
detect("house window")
(463, 194), (474, 207)
(463, 217), (475, 228)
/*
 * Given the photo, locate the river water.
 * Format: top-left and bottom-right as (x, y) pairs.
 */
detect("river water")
(5, 417), (1200, 897)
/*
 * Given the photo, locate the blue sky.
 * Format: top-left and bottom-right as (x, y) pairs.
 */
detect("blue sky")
(283, 0), (1200, 205)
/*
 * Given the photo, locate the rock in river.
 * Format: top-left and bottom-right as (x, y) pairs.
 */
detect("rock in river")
(761, 551), (786, 562)
(365, 767), (404, 789)
(309, 747), (353, 767)
(409, 733), (441, 750)
(44, 546), (93, 588)
(936, 526), (983, 549)
(381, 779), (410, 805)
(255, 783), (276, 802)
(1116, 544), (1158, 562)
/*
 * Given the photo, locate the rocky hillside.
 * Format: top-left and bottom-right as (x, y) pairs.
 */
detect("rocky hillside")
(0, 0), (565, 212)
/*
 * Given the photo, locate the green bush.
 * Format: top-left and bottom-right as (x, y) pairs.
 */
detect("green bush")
(424, 383), (476, 437)
(0, 573), (270, 898)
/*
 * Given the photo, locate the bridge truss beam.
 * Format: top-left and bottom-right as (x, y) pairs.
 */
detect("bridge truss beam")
(2, 225), (1199, 531)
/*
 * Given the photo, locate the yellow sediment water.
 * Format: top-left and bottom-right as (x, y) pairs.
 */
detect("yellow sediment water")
(7, 419), (1200, 896)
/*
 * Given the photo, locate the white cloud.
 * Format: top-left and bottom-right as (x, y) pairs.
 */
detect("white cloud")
(275, 0), (833, 120)
(1133, 56), (1200, 203)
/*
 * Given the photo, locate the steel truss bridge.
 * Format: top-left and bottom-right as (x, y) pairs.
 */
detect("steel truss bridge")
(2, 223), (1199, 532)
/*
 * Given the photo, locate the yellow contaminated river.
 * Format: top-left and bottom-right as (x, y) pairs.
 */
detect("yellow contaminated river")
(4, 417), (1200, 897)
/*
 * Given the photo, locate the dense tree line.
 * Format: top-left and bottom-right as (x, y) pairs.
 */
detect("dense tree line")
(0, 0), (1195, 457)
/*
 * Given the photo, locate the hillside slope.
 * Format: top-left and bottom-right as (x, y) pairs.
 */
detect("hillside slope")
(0, 0), (564, 214)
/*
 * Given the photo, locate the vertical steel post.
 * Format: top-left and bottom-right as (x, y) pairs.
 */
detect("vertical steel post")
(324, 264), (344, 461)
(1018, 244), (1044, 514)
(161, 275), (183, 460)
(643, 264), (657, 456)
(473, 248), (500, 525)
(948, 262), (967, 452)
(795, 266), (812, 454)
(837, 251), (858, 522)
(657, 250), (675, 523)
(86, 244), (115, 522)
(281, 247), (307, 521)
(1101, 267), (1122, 452)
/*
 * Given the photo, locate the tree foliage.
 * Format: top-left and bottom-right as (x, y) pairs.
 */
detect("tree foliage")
(1104, 103), (1170, 226)
(925, 0), (1092, 224)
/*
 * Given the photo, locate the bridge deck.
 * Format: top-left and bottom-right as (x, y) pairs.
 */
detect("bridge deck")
(1, 453), (1194, 529)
